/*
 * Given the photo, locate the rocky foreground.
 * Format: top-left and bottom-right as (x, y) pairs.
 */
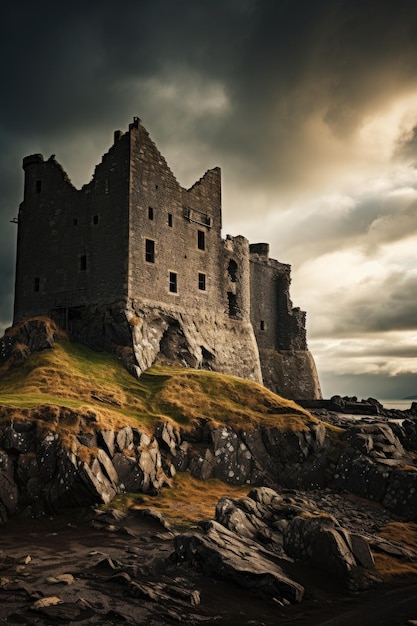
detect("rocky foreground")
(2, 320), (417, 623)
(1, 484), (417, 625)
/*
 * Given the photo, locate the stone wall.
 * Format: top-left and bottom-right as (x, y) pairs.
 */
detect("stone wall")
(14, 135), (131, 324)
(13, 117), (321, 399)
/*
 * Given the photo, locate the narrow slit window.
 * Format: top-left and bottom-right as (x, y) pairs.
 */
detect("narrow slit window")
(168, 213), (173, 227)
(34, 277), (40, 292)
(228, 259), (238, 282)
(35, 180), (42, 193)
(198, 273), (206, 291)
(73, 218), (78, 226)
(145, 239), (155, 263)
(260, 320), (266, 331)
(227, 292), (238, 318)
(198, 230), (205, 250)
(80, 255), (87, 271)
(148, 206), (154, 220)
(93, 215), (99, 225)
(169, 272), (178, 293)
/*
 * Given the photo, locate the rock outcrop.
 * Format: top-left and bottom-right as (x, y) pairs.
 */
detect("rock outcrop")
(0, 409), (172, 522)
(175, 486), (378, 598)
(0, 317), (60, 367)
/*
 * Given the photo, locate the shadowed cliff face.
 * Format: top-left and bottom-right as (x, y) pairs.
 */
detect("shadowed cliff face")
(51, 301), (321, 399)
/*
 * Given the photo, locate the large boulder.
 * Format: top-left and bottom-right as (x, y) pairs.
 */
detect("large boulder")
(175, 519), (304, 604)
(283, 513), (374, 581)
(0, 318), (59, 367)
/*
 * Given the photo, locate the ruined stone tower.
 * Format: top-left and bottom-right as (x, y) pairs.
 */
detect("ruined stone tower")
(13, 117), (321, 399)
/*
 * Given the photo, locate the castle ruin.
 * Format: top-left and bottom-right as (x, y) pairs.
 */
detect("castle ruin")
(13, 117), (321, 399)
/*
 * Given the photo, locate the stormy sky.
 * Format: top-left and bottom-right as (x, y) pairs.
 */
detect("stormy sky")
(1, 0), (417, 399)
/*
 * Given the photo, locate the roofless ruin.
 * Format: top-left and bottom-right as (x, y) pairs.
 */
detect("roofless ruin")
(13, 117), (321, 399)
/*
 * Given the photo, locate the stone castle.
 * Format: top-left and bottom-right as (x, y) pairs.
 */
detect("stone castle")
(13, 117), (321, 399)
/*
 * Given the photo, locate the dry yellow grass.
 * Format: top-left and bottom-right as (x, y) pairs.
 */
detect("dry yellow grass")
(374, 522), (417, 582)
(111, 472), (251, 530)
(0, 337), (317, 439)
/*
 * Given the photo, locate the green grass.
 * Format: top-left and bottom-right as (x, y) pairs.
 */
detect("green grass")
(0, 336), (317, 438)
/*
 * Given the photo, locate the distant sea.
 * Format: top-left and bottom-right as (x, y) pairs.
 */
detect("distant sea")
(378, 399), (415, 411)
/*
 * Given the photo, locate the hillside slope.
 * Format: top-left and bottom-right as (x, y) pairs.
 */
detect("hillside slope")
(0, 330), (317, 439)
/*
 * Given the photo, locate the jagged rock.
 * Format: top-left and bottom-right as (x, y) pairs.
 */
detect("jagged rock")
(189, 448), (216, 481)
(383, 468), (417, 518)
(155, 421), (181, 456)
(2, 421), (36, 453)
(391, 419), (417, 452)
(96, 448), (119, 484)
(97, 430), (116, 458)
(116, 426), (134, 452)
(344, 423), (405, 460)
(283, 513), (374, 581)
(0, 318), (58, 367)
(211, 426), (253, 484)
(175, 519), (304, 603)
(215, 497), (267, 539)
(112, 452), (145, 492)
(334, 448), (391, 502)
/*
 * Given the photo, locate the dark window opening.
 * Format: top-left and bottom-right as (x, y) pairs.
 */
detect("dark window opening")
(155, 184), (159, 190)
(93, 215), (99, 225)
(228, 259), (238, 282)
(148, 206), (154, 220)
(169, 271), (178, 293)
(34, 277), (40, 292)
(145, 239), (155, 263)
(260, 320), (266, 331)
(168, 213), (173, 227)
(198, 273), (206, 291)
(198, 230), (205, 250)
(73, 218), (78, 226)
(227, 292), (239, 318)
(35, 180), (42, 193)
(80, 255), (87, 271)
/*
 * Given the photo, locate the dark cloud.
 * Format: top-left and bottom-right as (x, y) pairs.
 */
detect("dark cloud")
(1, 0), (417, 397)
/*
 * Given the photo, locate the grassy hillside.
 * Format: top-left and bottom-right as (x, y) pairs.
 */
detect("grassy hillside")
(0, 338), (317, 435)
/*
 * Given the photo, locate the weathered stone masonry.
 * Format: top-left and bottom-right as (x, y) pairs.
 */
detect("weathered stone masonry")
(13, 117), (321, 399)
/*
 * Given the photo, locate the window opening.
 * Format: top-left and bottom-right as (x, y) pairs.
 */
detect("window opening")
(35, 180), (42, 193)
(145, 239), (155, 263)
(198, 230), (205, 250)
(168, 213), (173, 227)
(198, 273), (206, 291)
(169, 272), (178, 293)
(73, 218), (78, 226)
(228, 259), (238, 282)
(148, 206), (154, 220)
(93, 215), (99, 225)
(34, 277), (40, 292)
(260, 320), (266, 331)
(80, 255), (87, 271)
(227, 292), (239, 318)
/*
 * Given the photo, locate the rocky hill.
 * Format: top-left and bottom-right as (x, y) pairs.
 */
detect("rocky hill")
(1, 318), (417, 624)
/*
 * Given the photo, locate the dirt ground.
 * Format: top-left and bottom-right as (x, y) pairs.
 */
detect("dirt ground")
(1, 505), (417, 626)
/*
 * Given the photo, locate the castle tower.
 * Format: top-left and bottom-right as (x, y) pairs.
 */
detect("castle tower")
(13, 117), (321, 399)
